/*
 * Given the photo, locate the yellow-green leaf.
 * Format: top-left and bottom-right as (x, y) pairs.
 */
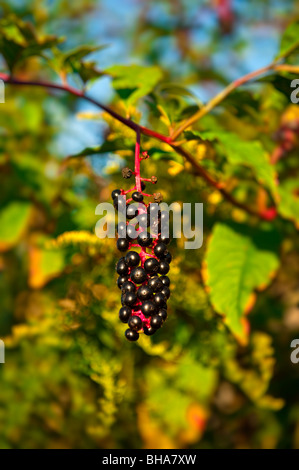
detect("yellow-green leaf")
(277, 20), (299, 59)
(0, 201), (32, 251)
(204, 223), (280, 344)
(185, 130), (278, 197)
(107, 64), (163, 107)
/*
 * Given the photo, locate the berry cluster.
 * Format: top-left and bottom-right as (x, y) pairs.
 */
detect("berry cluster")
(112, 158), (172, 342)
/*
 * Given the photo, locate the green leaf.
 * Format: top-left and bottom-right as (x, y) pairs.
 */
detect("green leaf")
(65, 138), (134, 159)
(0, 15), (62, 71)
(277, 179), (299, 228)
(204, 223), (280, 344)
(0, 201), (32, 251)
(106, 64), (163, 106)
(29, 238), (66, 289)
(151, 148), (184, 165)
(185, 130), (278, 197)
(277, 20), (299, 59)
(49, 45), (106, 83)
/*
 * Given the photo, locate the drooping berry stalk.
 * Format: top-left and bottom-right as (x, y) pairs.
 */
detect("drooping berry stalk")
(112, 134), (172, 342)
(134, 129), (142, 193)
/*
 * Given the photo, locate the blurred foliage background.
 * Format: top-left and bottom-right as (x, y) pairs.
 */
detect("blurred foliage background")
(0, 0), (299, 449)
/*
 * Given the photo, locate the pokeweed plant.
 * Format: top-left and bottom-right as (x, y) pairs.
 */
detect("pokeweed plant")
(0, 6), (299, 449)
(0, 17), (296, 343)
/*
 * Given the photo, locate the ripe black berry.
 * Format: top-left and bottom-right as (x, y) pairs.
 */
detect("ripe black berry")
(144, 257), (159, 274)
(125, 328), (139, 341)
(158, 260), (170, 275)
(150, 315), (163, 329)
(148, 276), (163, 293)
(123, 292), (137, 307)
(138, 212), (150, 228)
(143, 326), (156, 336)
(137, 232), (152, 247)
(117, 238), (129, 252)
(113, 195), (126, 211)
(159, 235), (170, 245)
(153, 292), (167, 307)
(117, 275), (129, 289)
(141, 300), (156, 317)
(147, 203), (161, 218)
(112, 189), (122, 200)
(121, 281), (136, 294)
(116, 258), (128, 275)
(125, 251), (140, 267)
(154, 242), (168, 258)
(141, 181), (146, 190)
(157, 308), (167, 322)
(127, 204), (139, 219)
(161, 286), (170, 299)
(126, 224), (137, 240)
(119, 306), (132, 323)
(128, 315), (142, 331)
(163, 252), (172, 264)
(117, 222), (127, 236)
(132, 191), (144, 202)
(130, 267), (147, 284)
(143, 326), (157, 336)
(160, 275), (170, 287)
(137, 285), (153, 301)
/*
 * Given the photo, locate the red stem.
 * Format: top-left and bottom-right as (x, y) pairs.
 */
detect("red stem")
(0, 72), (278, 220)
(0, 73), (170, 142)
(135, 129), (142, 192)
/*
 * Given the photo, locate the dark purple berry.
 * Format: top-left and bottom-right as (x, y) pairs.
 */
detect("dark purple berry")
(117, 222), (127, 237)
(123, 292), (137, 307)
(130, 267), (147, 284)
(141, 181), (146, 190)
(163, 252), (172, 264)
(125, 251), (140, 267)
(117, 238), (129, 252)
(113, 195), (126, 211)
(157, 308), (167, 322)
(159, 235), (170, 245)
(119, 306), (132, 323)
(126, 204), (139, 219)
(153, 292), (167, 307)
(150, 315), (163, 329)
(137, 285), (153, 301)
(116, 258), (128, 275)
(126, 224), (137, 240)
(112, 189), (122, 200)
(121, 281), (136, 294)
(125, 328), (139, 341)
(117, 275), (129, 289)
(128, 315), (142, 331)
(148, 276), (163, 293)
(161, 286), (170, 299)
(158, 260), (170, 275)
(147, 203), (161, 219)
(160, 275), (170, 287)
(143, 326), (157, 336)
(154, 242), (168, 258)
(141, 301), (156, 317)
(132, 191), (144, 203)
(138, 212), (150, 228)
(137, 232), (152, 247)
(144, 257), (159, 274)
